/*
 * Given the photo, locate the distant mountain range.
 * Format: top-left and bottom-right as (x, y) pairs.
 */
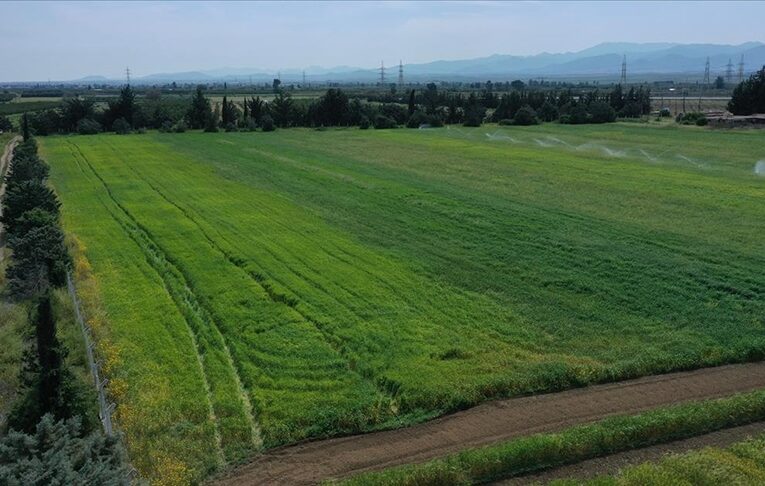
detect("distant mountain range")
(71, 42), (765, 84)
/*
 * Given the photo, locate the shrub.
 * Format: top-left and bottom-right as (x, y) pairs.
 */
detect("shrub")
(0, 114), (12, 132)
(359, 117), (370, 130)
(159, 120), (174, 133)
(588, 101), (617, 124)
(676, 112), (708, 126)
(463, 105), (486, 127)
(76, 118), (101, 135)
(261, 114), (275, 132)
(513, 105), (539, 126)
(659, 108), (671, 117)
(173, 120), (188, 133)
(112, 117), (131, 135)
(498, 119), (513, 126)
(373, 115), (397, 129)
(538, 101), (559, 122)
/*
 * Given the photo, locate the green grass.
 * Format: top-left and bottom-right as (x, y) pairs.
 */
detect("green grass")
(551, 433), (765, 485)
(340, 389), (765, 485)
(40, 123), (765, 482)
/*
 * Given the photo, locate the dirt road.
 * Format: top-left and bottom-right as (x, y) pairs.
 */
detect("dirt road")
(214, 361), (765, 485)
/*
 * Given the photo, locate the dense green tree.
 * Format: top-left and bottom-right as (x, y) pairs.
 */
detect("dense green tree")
(22, 113), (30, 140)
(314, 88), (350, 126)
(462, 93), (485, 127)
(6, 209), (70, 297)
(249, 96), (265, 125)
(60, 98), (95, 132)
(270, 92), (294, 127)
(513, 105), (539, 125)
(187, 86), (212, 129)
(1, 415), (126, 483)
(0, 115), (12, 132)
(714, 75), (725, 90)
(1, 181), (60, 237)
(103, 85), (136, 128)
(588, 101), (617, 123)
(728, 67), (765, 115)
(408, 89), (416, 116)
(423, 83), (439, 114)
(538, 101), (559, 122)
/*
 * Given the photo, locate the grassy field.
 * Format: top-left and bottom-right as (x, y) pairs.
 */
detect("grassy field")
(40, 123), (765, 482)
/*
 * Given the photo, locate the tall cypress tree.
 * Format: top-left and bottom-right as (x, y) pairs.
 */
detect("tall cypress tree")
(221, 95), (229, 125)
(22, 113), (31, 140)
(408, 90), (416, 116)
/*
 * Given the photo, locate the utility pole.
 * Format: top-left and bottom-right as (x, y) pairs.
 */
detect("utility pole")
(737, 54), (745, 82)
(125, 66), (131, 85)
(398, 60), (404, 87)
(726, 58), (734, 83)
(379, 60), (386, 85)
(620, 55), (627, 84)
(703, 57), (710, 86)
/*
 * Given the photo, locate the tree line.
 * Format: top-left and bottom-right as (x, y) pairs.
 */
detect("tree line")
(0, 130), (128, 482)
(14, 81), (656, 137)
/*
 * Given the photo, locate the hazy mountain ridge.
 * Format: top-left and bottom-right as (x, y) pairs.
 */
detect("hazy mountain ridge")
(71, 41), (765, 83)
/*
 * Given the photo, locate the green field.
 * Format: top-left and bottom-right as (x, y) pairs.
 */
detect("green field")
(40, 124), (765, 483)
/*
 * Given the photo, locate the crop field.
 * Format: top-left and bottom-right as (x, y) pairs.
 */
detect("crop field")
(40, 123), (765, 483)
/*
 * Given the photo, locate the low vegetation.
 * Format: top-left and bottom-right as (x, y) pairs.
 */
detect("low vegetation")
(551, 433), (765, 485)
(39, 122), (765, 482)
(340, 390), (765, 485)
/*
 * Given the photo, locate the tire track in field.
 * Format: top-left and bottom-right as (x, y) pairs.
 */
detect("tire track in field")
(113, 158), (400, 408)
(65, 141), (259, 463)
(214, 361), (765, 485)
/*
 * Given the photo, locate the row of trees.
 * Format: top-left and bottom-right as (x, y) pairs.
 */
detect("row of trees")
(21, 82), (654, 137)
(0, 132), (127, 481)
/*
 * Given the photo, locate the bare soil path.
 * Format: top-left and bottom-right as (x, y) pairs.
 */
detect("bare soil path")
(498, 421), (765, 485)
(214, 362), (765, 485)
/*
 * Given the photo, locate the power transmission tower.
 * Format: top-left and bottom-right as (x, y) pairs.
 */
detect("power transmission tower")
(398, 60), (404, 86)
(737, 54), (745, 82)
(620, 55), (626, 84)
(125, 66), (131, 85)
(703, 57), (710, 85)
(379, 60), (386, 85)
(302, 70), (306, 86)
(726, 58), (734, 82)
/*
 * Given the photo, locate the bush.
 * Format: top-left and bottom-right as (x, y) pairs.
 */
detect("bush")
(261, 114), (275, 132)
(76, 118), (101, 135)
(359, 116), (370, 130)
(0, 114), (12, 132)
(373, 115), (397, 129)
(463, 105), (486, 127)
(676, 112), (708, 126)
(513, 105), (538, 126)
(588, 101), (617, 124)
(112, 117), (131, 135)
(498, 119), (513, 126)
(538, 101), (559, 122)
(173, 120), (188, 133)
(659, 108), (671, 117)
(159, 120), (174, 133)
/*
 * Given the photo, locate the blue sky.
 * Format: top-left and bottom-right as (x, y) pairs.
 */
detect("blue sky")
(1, 1), (763, 81)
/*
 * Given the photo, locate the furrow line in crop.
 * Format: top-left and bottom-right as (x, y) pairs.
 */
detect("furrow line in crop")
(123, 166), (400, 408)
(66, 141), (260, 462)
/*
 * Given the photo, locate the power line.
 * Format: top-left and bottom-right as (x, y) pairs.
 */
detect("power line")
(737, 54), (745, 82)
(725, 58), (734, 83)
(620, 55), (626, 84)
(703, 57), (710, 86)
